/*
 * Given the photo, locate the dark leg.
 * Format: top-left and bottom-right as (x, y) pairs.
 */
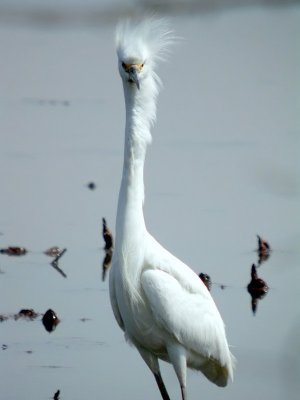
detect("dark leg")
(180, 385), (187, 400)
(154, 372), (171, 400)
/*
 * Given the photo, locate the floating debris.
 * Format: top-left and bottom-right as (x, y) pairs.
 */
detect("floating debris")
(44, 246), (63, 257)
(87, 182), (96, 190)
(53, 390), (60, 400)
(247, 264), (269, 314)
(0, 314), (8, 322)
(0, 246), (27, 256)
(102, 218), (113, 251)
(16, 309), (39, 320)
(42, 309), (60, 332)
(247, 264), (269, 295)
(257, 235), (271, 265)
(198, 273), (211, 291)
(102, 249), (113, 282)
(0, 309), (61, 332)
(1, 309), (40, 322)
(49, 248), (67, 278)
(51, 248), (67, 264)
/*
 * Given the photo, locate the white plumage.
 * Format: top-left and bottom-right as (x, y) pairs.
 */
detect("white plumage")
(109, 18), (234, 400)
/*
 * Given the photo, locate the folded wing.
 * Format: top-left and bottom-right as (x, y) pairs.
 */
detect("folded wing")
(141, 263), (234, 386)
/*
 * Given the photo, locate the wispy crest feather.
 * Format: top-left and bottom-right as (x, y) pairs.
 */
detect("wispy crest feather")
(116, 17), (174, 66)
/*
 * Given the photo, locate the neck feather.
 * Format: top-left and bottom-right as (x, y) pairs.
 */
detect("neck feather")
(116, 74), (158, 246)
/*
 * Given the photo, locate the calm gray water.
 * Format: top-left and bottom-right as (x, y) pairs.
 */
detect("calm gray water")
(1, 2), (299, 400)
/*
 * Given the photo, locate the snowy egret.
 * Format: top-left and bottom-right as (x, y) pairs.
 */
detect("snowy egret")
(109, 18), (234, 400)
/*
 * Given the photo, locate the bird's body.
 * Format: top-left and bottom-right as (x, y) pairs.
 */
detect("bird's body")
(109, 18), (234, 399)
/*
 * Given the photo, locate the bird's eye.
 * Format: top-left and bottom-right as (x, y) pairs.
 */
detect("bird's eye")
(122, 62), (126, 69)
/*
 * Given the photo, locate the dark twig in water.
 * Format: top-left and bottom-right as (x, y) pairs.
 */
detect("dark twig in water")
(50, 260), (67, 278)
(198, 273), (212, 291)
(247, 263), (269, 314)
(102, 218), (113, 251)
(53, 389), (60, 400)
(50, 248), (67, 278)
(52, 248), (67, 264)
(102, 249), (113, 281)
(256, 235), (271, 265)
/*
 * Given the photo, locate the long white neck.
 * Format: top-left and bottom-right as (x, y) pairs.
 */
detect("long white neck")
(115, 75), (158, 253)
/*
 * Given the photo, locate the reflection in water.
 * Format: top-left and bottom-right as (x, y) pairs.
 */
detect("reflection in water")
(101, 217), (114, 281)
(50, 248), (67, 278)
(51, 248), (67, 264)
(42, 309), (60, 333)
(53, 389), (60, 400)
(44, 247), (67, 277)
(257, 235), (271, 265)
(198, 273), (212, 291)
(247, 264), (269, 314)
(50, 260), (67, 278)
(102, 249), (113, 282)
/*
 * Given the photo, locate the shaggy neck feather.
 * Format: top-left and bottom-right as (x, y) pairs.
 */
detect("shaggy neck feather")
(116, 74), (158, 260)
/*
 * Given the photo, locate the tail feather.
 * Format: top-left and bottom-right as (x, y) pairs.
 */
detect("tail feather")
(200, 354), (235, 387)
(200, 360), (229, 387)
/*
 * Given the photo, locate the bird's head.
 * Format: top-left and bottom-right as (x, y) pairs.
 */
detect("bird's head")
(118, 57), (146, 90)
(116, 18), (173, 91)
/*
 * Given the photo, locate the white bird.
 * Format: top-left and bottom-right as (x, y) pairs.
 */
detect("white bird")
(109, 18), (234, 400)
